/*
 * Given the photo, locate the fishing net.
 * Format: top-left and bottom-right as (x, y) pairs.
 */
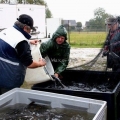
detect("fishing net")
(67, 16), (120, 72)
(68, 42), (108, 71)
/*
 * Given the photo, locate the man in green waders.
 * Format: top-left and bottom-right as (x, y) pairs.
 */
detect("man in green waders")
(40, 25), (71, 78)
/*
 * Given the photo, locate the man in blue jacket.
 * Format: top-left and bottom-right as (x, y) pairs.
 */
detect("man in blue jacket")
(0, 14), (46, 94)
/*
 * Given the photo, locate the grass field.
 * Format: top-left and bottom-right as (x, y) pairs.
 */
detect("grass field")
(69, 32), (107, 48)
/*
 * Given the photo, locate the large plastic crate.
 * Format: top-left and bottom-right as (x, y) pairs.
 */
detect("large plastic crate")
(32, 70), (120, 120)
(0, 88), (107, 120)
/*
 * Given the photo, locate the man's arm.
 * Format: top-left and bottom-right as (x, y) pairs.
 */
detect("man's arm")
(40, 40), (53, 58)
(54, 46), (70, 76)
(16, 40), (46, 68)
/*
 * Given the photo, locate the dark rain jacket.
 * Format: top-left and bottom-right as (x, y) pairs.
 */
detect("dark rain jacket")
(0, 26), (32, 89)
(40, 25), (70, 75)
(106, 27), (120, 71)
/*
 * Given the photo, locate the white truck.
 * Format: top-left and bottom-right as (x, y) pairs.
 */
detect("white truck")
(46, 18), (62, 38)
(0, 3), (46, 38)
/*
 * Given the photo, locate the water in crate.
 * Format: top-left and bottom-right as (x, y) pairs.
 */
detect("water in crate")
(0, 102), (95, 120)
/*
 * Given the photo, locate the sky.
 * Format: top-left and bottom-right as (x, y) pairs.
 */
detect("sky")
(45, 0), (120, 26)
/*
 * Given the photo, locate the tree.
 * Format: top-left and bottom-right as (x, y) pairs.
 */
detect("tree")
(76, 22), (82, 32)
(94, 7), (106, 18)
(46, 8), (52, 18)
(94, 7), (112, 30)
(77, 22), (82, 28)
(45, 4), (52, 18)
(86, 7), (113, 31)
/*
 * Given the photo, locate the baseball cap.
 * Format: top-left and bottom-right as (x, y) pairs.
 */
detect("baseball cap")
(17, 14), (36, 30)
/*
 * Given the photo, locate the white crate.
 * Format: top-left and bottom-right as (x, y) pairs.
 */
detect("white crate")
(0, 88), (107, 120)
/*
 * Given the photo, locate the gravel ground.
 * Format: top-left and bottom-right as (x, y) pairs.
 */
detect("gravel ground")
(67, 48), (109, 71)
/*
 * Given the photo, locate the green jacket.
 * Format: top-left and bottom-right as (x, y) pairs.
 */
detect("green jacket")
(40, 25), (70, 75)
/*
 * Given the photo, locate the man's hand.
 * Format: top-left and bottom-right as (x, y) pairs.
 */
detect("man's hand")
(102, 50), (109, 57)
(102, 46), (109, 57)
(54, 73), (59, 78)
(28, 58), (46, 68)
(30, 40), (39, 45)
(38, 58), (46, 67)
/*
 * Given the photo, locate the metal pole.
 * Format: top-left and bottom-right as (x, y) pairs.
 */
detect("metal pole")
(68, 20), (70, 44)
